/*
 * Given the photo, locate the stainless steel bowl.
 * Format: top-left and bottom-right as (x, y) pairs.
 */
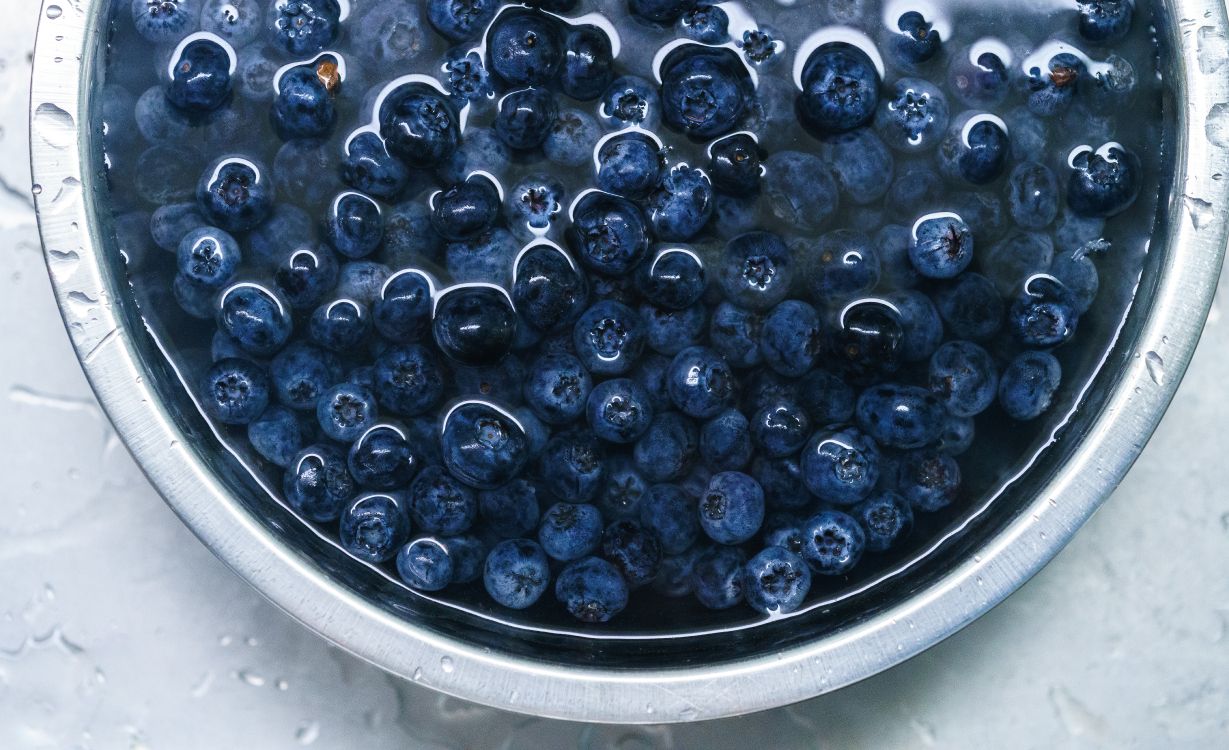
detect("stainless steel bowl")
(30, 0), (1229, 723)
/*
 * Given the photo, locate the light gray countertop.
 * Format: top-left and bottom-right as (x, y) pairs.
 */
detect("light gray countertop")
(2, 7), (1227, 749)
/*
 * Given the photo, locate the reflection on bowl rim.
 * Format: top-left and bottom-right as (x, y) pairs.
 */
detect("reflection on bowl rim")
(30, 0), (1229, 723)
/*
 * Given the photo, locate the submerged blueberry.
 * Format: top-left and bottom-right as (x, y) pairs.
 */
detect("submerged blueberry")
(271, 62), (335, 141)
(999, 350), (1063, 420)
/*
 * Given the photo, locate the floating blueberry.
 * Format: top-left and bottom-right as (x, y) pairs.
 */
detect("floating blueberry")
(875, 77), (949, 152)
(348, 423), (420, 489)
(758, 300), (822, 378)
(1079, 0), (1133, 42)
(572, 300), (647, 376)
(1008, 275), (1080, 348)
(707, 133), (763, 195)
(800, 427), (880, 506)
(316, 382), (378, 443)
(484, 538), (551, 609)
(659, 44), (754, 139)
(442, 401), (531, 489)
(1008, 161), (1059, 229)
(910, 213), (973, 279)
(801, 510), (865, 575)
(599, 75), (660, 130)
(999, 350), (1063, 420)
(633, 412), (699, 483)
(486, 9), (564, 87)
(928, 341), (1000, 417)
(691, 545), (745, 609)
(410, 465), (477, 535)
(284, 443), (356, 522)
(271, 62), (335, 140)
(217, 283), (293, 357)
(397, 537), (454, 591)
(742, 546), (811, 615)
(1067, 144), (1141, 218)
(176, 227), (240, 289)
(645, 165), (714, 241)
(200, 357), (270, 425)
(433, 285), (518, 367)
(340, 132), (413, 202)
(827, 300), (904, 380)
(678, 4), (728, 43)
(560, 25), (615, 101)
(372, 270), (433, 344)
(269, 0), (340, 55)
(197, 157), (273, 233)
(1026, 53), (1083, 117)
(494, 86), (558, 150)
(166, 37), (232, 112)
(541, 431), (606, 502)
(427, 0), (497, 42)
(855, 384), (948, 450)
(948, 49), (1009, 108)
(718, 231), (793, 311)
(601, 519), (662, 588)
(596, 132), (662, 199)
(567, 192), (650, 276)
(937, 114), (1009, 185)
(555, 556), (629, 622)
(797, 42), (881, 135)
(666, 346), (738, 419)
(378, 83), (461, 168)
(431, 174), (501, 241)
(699, 471), (765, 545)
(890, 11), (940, 65)
(586, 378), (655, 444)
(269, 342), (340, 410)
(274, 245), (339, 311)
(852, 491), (913, 552)
(340, 493), (412, 563)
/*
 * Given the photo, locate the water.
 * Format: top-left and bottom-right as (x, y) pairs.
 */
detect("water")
(93, 0), (1170, 636)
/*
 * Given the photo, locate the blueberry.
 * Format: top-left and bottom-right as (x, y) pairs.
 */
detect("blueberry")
(1009, 275), (1080, 348)
(636, 485), (697, 555)
(635, 246), (706, 311)
(678, 4), (728, 43)
(761, 151), (840, 229)
(538, 502), (603, 561)
(890, 10), (940, 65)
(340, 132), (413, 202)
(875, 78), (948, 152)
(797, 42), (880, 135)
(1088, 54), (1138, 112)
(948, 49), (1009, 108)
(933, 273), (1004, 342)
(874, 224), (922, 292)
(486, 9), (563, 87)
(633, 412), (699, 483)
(479, 479), (542, 539)
(599, 75), (660, 130)
(699, 472), (765, 545)
(750, 401), (809, 459)
(397, 537), (454, 591)
(937, 413), (975, 456)
(597, 455), (649, 520)
(691, 545), (745, 609)
(928, 341), (999, 418)
(567, 192), (650, 276)
(173, 274), (216, 319)
(541, 431), (606, 503)
(667, 346), (738, 419)
(555, 556), (629, 622)
(742, 546), (811, 615)
(197, 157), (273, 232)
(910, 213), (973, 279)
(247, 405), (309, 469)
(444, 49), (492, 101)
(151, 202), (206, 253)
(718, 231), (793, 311)
(641, 302), (707, 356)
(268, 342), (340, 410)
(752, 455), (809, 511)
(827, 300), (905, 379)
(1067, 144), (1141, 218)
(484, 538), (551, 609)
(372, 344), (446, 416)
(236, 48), (278, 101)
(885, 289), (944, 363)
(131, 0), (198, 43)
(856, 384), (948, 450)
(176, 226), (240, 289)
(272, 139), (337, 211)
(372, 269), (433, 344)
(851, 491), (913, 552)
(796, 369), (855, 428)
(654, 547), (702, 598)
(321, 192), (381, 260)
(645, 165), (714, 241)
(999, 350), (1062, 420)
(981, 230), (1055, 297)
(572, 300), (647, 376)
(352, 2), (427, 66)
(284, 444), (355, 522)
(800, 427), (880, 506)
(1049, 246), (1101, 315)
(217, 283), (293, 356)
(801, 510), (865, 575)
(808, 229), (880, 300)
(699, 408), (752, 472)
(560, 25), (615, 101)
(166, 37), (232, 112)
(1008, 161), (1059, 230)
(545, 109), (602, 167)
(346, 423), (420, 489)
(521, 353), (591, 426)
(426, 0), (496, 42)
(659, 45), (753, 139)
(630, 354), (671, 413)
(337, 258), (392, 305)
(271, 63), (334, 140)
(271, 245), (337, 311)
(200, 357), (270, 425)
(269, 0), (340, 55)
(819, 127), (895, 206)
(937, 114), (1009, 185)
(316, 383), (379, 443)
(709, 302), (763, 369)
(740, 28), (780, 66)
(409, 466), (477, 535)
(759, 301), (823, 378)
(1026, 53), (1083, 118)
(378, 83), (461, 169)
(431, 174), (500, 241)
(707, 133), (762, 195)
(135, 84), (192, 144)
(504, 175), (563, 239)
(433, 285), (517, 367)
(508, 248), (583, 334)
(585, 378), (655, 444)
(596, 132), (663, 199)
(308, 299), (367, 354)
(896, 447), (959, 511)
(442, 534), (487, 583)
(494, 87), (558, 151)
(439, 401), (529, 489)
(1079, 0), (1133, 41)
(888, 166), (943, 217)
(339, 493), (412, 563)
(444, 228), (518, 285)
(601, 519), (662, 588)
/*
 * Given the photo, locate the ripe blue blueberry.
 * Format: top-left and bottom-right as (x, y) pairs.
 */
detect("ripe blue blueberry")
(316, 383), (379, 443)
(506, 175), (564, 238)
(691, 545), (745, 609)
(348, 423), (420, 489)
(596, 132), (662, 199)
(268, 342), (340, 410)
(601, 519), (662, 588)
(1026, 53), (1083, 117)
(856, 383), (948, 450)
(397, 537), (454, 591)
(555, 556), (629, 622)
(426, 0), (497, 42)
(1079, 1), (1133, 42)
(1067, 144), (1141, 218)
(797, 42), (881, 135)
(444, 49), (491, 101)
(742, 546), (811, 615)
(636, 247), (707, 311)
(654, 547), (701, 598)
(586, 378), (655, 444)
(751, 401), (810, 459)
(598, 455), (649, 520)
(796, 369), (855, 428)
(718, 231), (793, 311)
(707, 133), (763, 195)
(699, 408), (752, 471)
(639, 484), (700, 555)
(176, 227), (240, 289)
(910, 213), (973, 279)
(510, 245), (587, 331)
(166, 37), (232, 113)
(324, 193), (383, 259)
(761, 151), (840, 229)
(758, 300), (822, 378)
(633, 412), (699, 483)
(641, 301), (706, 356)
(1050, 246), (1101, 314)
(275, 245), (340, 311)
(887, 289), (944, 363)
(1008, 161), (1059, 229)
(999, 350), (1063, 420)
(247, 406), (309, 468)
(484, 538), (551, 609)
(217, 283), (293, 356)
(560, 25), (615, 101)
(818, 127), (895, 206)
(1008, 275), (1080, 348)
(269, 0), (340, 56)
(372, 270), (433, 344)
(200, 0), (263, 47)
(875, 78), (949, 152)
(572, 300), (647, 376)
(441, 401), (531, 489)
(937, 114), (1009, 185)
(666, 346), (738, 419)
(200, 357), (270, 425)
(433, 285), (517, 367)
(898, 448), (961, 511)
(339, 493), (412, 563)
(827, 300), (905, 380)
(372, 344), (446, 417)
(852, 491), (914, 552)
(486, 10), (563, 87)
(801, 510), (865, 575)
(708, 302), (762, 369)
(890, 11), (940, 64)
(752, 454), (809, 511)
(479, 479), (542, 539)
(567, 192), (650, 276)
(271, 63), (334, 140)
(811, 229), (881, 300)
(494, 87), (558, 150)
(928, 341), (1000, 417)
(524, 353), (592, 425)
(699, 471), (765, 545)
(284, 444), (356, 522)
(599, 76), (661, 130)
(800, 427), (880, 505)
(740, 28), (780, 66)
(410, 465), (477, 535)
(378, 83), (461, 168)
(441, 535), (487, 583)
(678, 4), (728, 43)
(131, 0), (198, 44)
(934, 273), (1004, 341)
(341, 132), (413, 202)
(539, 502), (604, 561)
(540, 431), (606, 503)
(645, 164), (714, 241)
(659, 45), (753, 139)
(431, 174), (501, 241)
(197, 157), (273, 232)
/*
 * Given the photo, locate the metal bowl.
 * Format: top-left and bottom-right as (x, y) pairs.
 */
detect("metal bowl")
(30, 0), (1229, 723)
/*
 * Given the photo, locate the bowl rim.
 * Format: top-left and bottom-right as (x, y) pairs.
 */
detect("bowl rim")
(30, 0), (1229, 723)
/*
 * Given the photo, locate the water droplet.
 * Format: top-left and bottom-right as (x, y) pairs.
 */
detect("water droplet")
(412, 666), (423, 681)
(33, 103), (75, 150)
(1186, 195), (1214, 230)
(46, 5), (62, 18)
(276, 678), (289, 691)
(236, 669), (265, 687)
(1145, 351), (1165, 385)
(439, 655), (454, 673)
(294, 720), (320, 745)
(1207, 103), (1229, 149)
(679, 706), (699, 720)
(245, 636), (259, 647)
(1198, 26), (1228, 74)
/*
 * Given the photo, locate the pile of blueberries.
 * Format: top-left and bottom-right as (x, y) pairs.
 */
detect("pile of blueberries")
(115, 0), (1146, 624)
